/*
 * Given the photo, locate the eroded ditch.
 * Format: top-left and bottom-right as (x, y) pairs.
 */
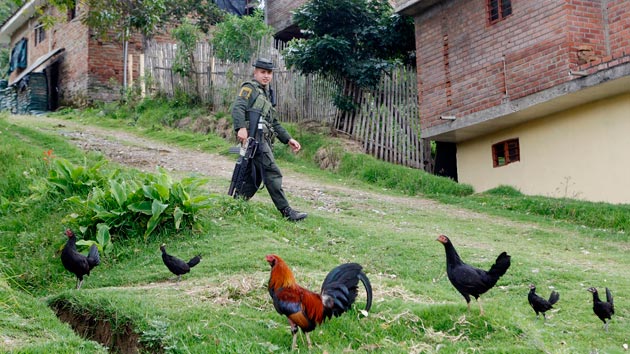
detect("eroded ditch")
(50, 300), (147, 354)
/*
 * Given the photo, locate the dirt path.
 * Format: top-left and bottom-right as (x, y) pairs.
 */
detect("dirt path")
(8, 115), (484, 219)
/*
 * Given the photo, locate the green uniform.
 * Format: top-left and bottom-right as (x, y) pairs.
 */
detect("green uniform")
(231, 80), (292, 211)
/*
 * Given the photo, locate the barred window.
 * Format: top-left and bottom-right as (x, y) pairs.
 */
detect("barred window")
(488, 0), (512, 24)
(492, 138), (519, 167)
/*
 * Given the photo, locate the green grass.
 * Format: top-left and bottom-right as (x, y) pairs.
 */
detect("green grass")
(1, 107), (630, 353)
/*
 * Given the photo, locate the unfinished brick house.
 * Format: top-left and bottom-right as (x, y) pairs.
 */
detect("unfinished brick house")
(0, 0), (146, 110)
(396, 0), (630, 203)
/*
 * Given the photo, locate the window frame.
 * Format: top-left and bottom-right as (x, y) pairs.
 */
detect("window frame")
(488, 0), (512, 25)
(34, 23), (46, 46)
(492, 138), (520, 167)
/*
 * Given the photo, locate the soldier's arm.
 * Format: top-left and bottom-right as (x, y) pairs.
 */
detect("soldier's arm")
(231, 84), (255, 132)
(271, 119), (292, 144)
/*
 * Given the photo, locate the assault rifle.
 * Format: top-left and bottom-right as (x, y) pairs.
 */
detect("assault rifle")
(228, 109), (262, 197)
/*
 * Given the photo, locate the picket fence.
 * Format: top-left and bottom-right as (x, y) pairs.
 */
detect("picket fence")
(144, 40), (424, 169)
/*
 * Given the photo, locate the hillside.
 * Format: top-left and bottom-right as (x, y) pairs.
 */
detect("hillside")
(1, 113), (628, 353)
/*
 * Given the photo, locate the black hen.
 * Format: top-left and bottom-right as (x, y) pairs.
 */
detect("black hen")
(160, 244), (201, 282)
(436, 234), (511, 315)
(528, 284), (559, 320)
(266, 254), (373, 350)
(60, 229), (100, 289)
(587, 287), (614, 331)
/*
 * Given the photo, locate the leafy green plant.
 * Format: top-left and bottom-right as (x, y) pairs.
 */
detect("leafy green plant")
(139, 319), (177, 353)
(211, 10), (273, 63)
(76, 223), (114, 255)
(63, 166), (213, 241)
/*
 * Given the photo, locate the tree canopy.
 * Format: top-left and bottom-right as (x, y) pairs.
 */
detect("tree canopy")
(284, 0), (415, 96)
(44, 0), (224, 42)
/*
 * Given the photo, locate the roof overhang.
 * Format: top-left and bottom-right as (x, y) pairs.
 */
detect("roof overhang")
(422, 62), (630, 143)
(395, 0), (445, 16)
(0, 0), (46, 44)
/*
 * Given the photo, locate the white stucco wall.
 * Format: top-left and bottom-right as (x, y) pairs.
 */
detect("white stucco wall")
(457, 92), (630, 204)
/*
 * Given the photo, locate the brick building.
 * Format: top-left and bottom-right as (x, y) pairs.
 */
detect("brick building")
(0, 0), (146, 109)
(396, 0), (630, 203)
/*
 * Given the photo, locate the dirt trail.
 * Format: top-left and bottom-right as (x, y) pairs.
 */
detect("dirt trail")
(8, 115), (482, 218)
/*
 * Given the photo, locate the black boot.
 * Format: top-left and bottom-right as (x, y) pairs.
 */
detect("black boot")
(281, 206), (307, 221)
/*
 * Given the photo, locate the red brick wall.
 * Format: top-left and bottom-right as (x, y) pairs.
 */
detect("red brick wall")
(55, 15), (91, 105)
(86, 32), (144, 102)
(608, 0), (630, 58)
(414, 0), (630, 131)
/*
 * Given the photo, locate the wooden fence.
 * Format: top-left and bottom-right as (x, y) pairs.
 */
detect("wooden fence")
(143, 39), (424, 169)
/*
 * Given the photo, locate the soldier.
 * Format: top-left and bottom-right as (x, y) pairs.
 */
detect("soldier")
(231, 57), (307, 221)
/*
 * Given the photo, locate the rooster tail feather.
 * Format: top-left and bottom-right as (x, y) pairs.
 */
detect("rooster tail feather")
(548, 291), (560, 305)
(87, 244), (100, 269)
(358, 271), (373, 312)
(187, 255), (202, 268)
(488, 251), (511, 278)
(321, 263), (372, 318)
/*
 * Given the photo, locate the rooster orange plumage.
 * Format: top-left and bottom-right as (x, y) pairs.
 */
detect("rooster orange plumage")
(265, 254), (373, 350)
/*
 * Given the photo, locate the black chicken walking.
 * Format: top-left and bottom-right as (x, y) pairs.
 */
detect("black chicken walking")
(528, 284), (559, 320)
(587, 287), (614, 331)
(160, 244), (201, 282)
(61, 229), (100, 290)
(436, 234), (511, 316)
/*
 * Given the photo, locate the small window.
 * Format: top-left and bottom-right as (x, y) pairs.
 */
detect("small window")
(34, 23), (46, 46)
(492, 138), (519, 167)
(488, 0), (512, 24)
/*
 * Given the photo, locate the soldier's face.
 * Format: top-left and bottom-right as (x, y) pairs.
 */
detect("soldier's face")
(254, 68), (273, 87)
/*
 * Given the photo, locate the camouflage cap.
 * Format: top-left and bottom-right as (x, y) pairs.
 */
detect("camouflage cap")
(253, 58), (275, 70)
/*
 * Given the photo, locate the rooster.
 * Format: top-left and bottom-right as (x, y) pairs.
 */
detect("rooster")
(160, 244), (201, 282)
(528, 284), (559, 320)
(436, 234), (511, 316)
(60, 229), (100, 290)
(265, 254), (373, 350)
(587, 287), (614, 331)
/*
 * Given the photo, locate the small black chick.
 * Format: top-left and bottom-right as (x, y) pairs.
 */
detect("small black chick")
(160, 244), (201, 282)
(528, 284), (559, 320)
(60, 229), (101, 289)
(587, 287), (614, 331)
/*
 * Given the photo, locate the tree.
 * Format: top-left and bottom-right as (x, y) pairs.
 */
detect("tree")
(283, 0), (415, 110)
(171, 19), (202, 102)
(211, 10), (273, 63)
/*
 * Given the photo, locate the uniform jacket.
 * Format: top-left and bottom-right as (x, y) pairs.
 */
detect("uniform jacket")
(231, 80), (292, 144)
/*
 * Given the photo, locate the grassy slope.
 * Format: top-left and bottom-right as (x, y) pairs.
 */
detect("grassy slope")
(1, 113), (629, 353)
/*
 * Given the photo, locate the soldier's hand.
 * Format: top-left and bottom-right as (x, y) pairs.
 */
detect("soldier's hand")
(288, 139), (301, 153)
(237, 128), (248, 143)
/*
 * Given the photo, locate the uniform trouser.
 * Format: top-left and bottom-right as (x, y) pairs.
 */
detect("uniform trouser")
(239, 141), (290, 211)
